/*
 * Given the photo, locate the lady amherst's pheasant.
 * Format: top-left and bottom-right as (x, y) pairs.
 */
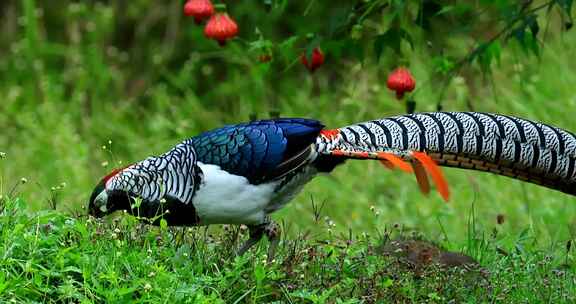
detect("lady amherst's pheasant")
(89, 112), (576, 259)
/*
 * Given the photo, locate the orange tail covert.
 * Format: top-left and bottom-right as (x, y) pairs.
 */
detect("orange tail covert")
(411, 151), (450, 202)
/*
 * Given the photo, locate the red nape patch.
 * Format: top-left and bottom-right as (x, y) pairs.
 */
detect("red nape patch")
(320, 129), (340, 140)
(102, 165), (131, 183)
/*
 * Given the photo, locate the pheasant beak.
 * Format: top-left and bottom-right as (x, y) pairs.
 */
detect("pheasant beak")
(90, 190), (109, 217)
(88, 181), (109, 217)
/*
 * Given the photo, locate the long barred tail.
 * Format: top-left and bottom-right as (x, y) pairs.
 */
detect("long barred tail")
(316, 112), (576, 199)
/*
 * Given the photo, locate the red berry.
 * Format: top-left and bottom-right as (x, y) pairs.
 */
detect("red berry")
(184, 0), (214, 24)
(387, 67), (416, 100)
(204, 13), (239, 46)
(300, 48), (325, 73)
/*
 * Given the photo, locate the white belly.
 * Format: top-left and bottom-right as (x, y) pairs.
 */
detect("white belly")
(192, 163), (279, 225)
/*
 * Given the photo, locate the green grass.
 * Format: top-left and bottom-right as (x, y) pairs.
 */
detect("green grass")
(2, 1), (576, 302)
(1, 197), (575, 303)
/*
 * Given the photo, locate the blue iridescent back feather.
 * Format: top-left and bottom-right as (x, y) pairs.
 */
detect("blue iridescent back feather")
(191, 118), (324, 184)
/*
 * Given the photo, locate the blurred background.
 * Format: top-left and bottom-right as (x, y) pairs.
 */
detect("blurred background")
(1, 0), (575, 245)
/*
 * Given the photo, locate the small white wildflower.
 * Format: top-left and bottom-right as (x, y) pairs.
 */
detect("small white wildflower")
(183, 252), (188, 257)
(51, 186), (57, 191)
(60, 182), (67, 188)
(0, 152), (6, 159)
(375, 211), (381, 216)
(160, 198), (166, 204)
(144, 283), (152, 291)
(102, 145), (107, 150)
(20, 177), (28, 184)
(108, 140), (112, 145)
(369, 205), (375, 212)
(453, 76), (466, 85)
(111, 233), (118, 239)
(148, 271), (156, 278)
(114, 228), (121, 234)
(101, 161), (109, 167)
(117, 160), (123, 165)
(147, 249), (153, 254)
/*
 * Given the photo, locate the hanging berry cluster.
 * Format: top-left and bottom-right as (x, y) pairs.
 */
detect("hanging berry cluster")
(183, 1), (326, 73)
(184, 0), (238, 47)
(184, 0), (214, 24)
(387, 67), (416, 100)
(300, 48), (325, 73)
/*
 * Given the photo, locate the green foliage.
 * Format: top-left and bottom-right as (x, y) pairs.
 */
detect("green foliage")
(1, 198), (575, 302)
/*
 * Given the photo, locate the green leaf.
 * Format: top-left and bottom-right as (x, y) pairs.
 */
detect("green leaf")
(328, 6), (352, 37)
(248, 39), (274, 52)
(374, 29), (401, 61)
(373, 28), (412, 62)
(508, 15), (540, 57)
(434, 5), (455, 16)
(556, 0), (574, 18)
(279, 36), (299, 51)
(400, 29), (414, 50)
(132, 197), (142, 209)
(160, 218), (168, 230)
(381, 278), (394, 288)
(254, 263), (266, 285)
(304, 36), (322, 60)
(477, 41), (502, 73)
(432, 56), (456, 75)
(278, 36), (299, 63)
(526, 14), (540, 38)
